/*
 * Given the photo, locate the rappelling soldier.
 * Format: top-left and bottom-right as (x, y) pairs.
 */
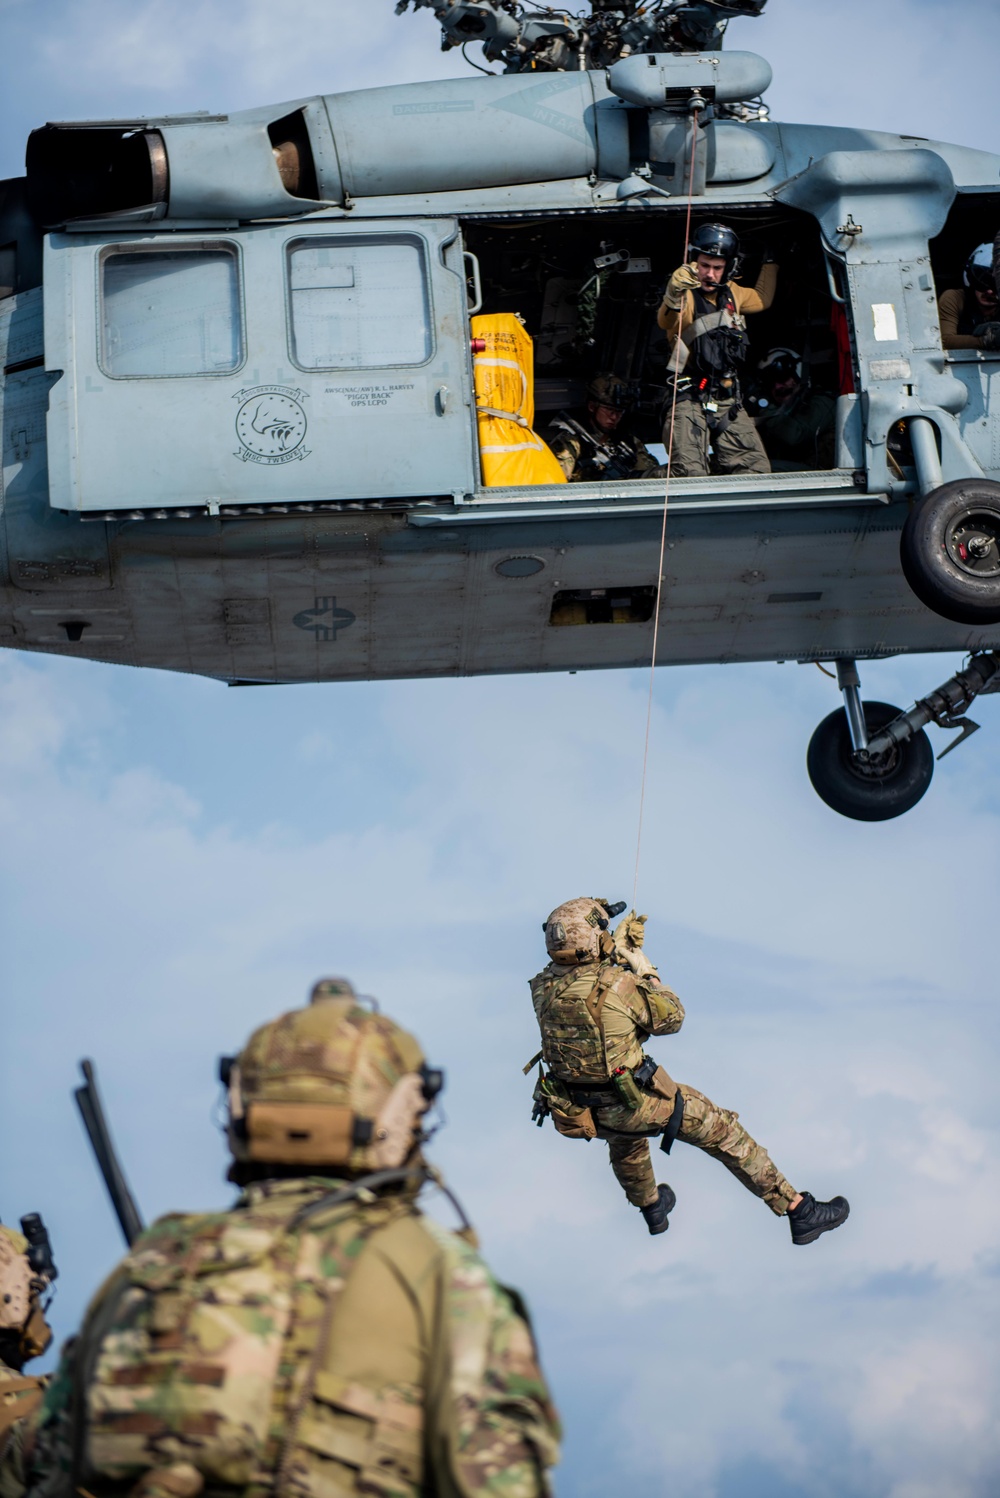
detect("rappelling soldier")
(0, 1218), (57, 1498)
(544, 374), (667, 482)
(27, 981), (560, 1498)
(938, 242), (1000, 352)
(527, 899), (850, 1245)
(657, 222), (776, 476)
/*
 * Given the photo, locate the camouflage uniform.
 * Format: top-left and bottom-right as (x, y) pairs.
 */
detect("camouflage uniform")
(544, 415), (665, 483)
(1, 1360), (45, 1498)
(29, 989), (559, 1498)
(0, 1226), (52, 1498)
(530, 905), (797, 1216)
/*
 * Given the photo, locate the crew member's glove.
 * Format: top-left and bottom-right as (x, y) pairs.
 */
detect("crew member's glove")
(974, 321), (1000, 352)
(613, 911), (660, 981)
(662, 262), (700, 310)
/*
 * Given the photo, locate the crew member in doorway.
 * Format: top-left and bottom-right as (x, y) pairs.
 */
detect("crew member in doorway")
(938, 242), (1000, 351)
(545, 374), (667, 481)
(753, 347), (836, 469)
(528, 898), (850, 1245)
(657, 222), (777, 476)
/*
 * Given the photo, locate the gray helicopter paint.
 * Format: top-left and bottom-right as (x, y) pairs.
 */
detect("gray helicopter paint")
(3, 57), (1000, 685)
(43, 219), (477, 512)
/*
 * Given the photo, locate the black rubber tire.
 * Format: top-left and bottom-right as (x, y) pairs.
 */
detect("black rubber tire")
(807, 700), (934, 822)
(900, 479), (1000, 625)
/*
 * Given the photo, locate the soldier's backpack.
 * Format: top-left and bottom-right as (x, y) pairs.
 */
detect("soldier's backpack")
(75, 1187), (401, 1492)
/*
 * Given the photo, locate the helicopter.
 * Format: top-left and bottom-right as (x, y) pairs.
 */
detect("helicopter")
(1, 0), (999, 822)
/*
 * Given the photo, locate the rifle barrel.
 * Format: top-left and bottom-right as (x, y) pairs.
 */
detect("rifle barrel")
(74, 1059), (146, 1247)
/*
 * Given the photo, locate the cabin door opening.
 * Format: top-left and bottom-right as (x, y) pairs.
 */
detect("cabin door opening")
(462, 205), (856, 487)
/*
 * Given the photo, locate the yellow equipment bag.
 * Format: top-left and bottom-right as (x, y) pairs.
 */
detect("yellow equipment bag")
(471, 314), (567, 487)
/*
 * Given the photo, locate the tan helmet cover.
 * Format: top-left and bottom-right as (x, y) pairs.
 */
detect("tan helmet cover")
(228, 996), (427, 1175)
(0, 1225), (52, 1362)
(544, 897), (613, 965)
(0, 1228), (31, 1333)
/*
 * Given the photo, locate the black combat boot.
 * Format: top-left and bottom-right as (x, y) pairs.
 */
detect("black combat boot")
(639, 1183), (677, 1236)
(788, 1191), (850, 1245)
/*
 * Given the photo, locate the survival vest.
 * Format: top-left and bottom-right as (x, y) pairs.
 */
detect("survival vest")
(531, 962), (623, 1083)
(72, 1181), (424, 1496)
(669, 285), (750, 391)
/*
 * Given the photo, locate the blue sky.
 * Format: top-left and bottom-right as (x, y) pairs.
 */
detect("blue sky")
(3, 3), (1000, 1495)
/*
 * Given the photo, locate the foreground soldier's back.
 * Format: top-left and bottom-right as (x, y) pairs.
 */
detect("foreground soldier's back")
(29, 982), (559, 1498)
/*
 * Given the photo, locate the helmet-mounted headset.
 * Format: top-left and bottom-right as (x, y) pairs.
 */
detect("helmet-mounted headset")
(688, 222), (742, 281)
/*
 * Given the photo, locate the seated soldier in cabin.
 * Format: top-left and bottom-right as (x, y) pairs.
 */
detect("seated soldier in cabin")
(753, 347), (836, 470)
(938, 242), (1000, 352)
(544, 374), (667, 482)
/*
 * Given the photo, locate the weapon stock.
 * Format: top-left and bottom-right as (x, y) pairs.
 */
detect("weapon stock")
(74, 1059), (145, 1247)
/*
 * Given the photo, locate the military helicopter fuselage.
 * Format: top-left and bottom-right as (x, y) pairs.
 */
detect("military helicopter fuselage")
(2, 4), (1000, 818)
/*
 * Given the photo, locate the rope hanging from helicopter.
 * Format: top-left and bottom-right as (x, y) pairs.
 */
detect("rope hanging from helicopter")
(631, 103), (702, 906)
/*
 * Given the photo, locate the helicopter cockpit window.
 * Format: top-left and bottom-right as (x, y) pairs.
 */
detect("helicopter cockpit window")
(286, 235), (432, 371)
(99, 244), (242, 378)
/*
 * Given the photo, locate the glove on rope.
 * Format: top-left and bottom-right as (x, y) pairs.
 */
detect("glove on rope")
(612, 912), (660, 981)
(662, 262), (700, 310)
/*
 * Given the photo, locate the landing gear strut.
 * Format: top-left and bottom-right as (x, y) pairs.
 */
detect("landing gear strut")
(806, 652), (1000, 821)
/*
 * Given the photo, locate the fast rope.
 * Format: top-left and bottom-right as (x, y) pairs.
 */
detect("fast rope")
(631, 107), (702, 907)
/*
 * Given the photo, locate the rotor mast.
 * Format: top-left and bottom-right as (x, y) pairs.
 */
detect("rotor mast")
(395, 0), (769, 73)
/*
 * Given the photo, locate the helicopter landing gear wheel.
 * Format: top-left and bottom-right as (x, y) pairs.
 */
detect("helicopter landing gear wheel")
(807, 700), (934, 822)
(900, 479), (1000, 625)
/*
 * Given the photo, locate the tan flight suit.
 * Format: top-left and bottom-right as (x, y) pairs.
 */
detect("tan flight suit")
(26, 1180), (560, 1498)
(530, 959), (798, 1215)
(657, 266), (777, 477)
(938, 287), (988, 350)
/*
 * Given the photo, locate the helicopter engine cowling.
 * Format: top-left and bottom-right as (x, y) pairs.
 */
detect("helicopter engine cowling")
(25, 54), (776, 226)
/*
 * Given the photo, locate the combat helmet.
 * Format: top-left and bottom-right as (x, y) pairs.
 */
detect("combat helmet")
(964, 242), (996, 294)
(687, 222), (742, 280)
(0, 1218), (56, 1370)
(586, 373), (633, 410)
(543, 896), (627, 966)
(223, 984), (441, 1184)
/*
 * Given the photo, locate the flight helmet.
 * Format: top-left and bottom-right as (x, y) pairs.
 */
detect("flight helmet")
(586, 373), (633, 411)
(758, 347), (803, 384)
(964, 243), (996, 294)
(222, 988), (441, 1183)
(688, 222), (742, 280)
(543, 896), (627, 965)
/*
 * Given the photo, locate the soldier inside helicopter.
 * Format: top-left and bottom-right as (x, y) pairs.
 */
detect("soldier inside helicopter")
(464, 206), (849, 484)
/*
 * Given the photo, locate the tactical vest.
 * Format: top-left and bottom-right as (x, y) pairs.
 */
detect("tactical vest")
(74, 1185), (424, 1496)
(669, 285), (749, 390)
(532, 963), (618, 1083)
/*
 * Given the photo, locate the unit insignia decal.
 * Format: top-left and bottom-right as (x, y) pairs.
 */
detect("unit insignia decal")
(293, 596), (357, 641)
(233, 386), (311, 464)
